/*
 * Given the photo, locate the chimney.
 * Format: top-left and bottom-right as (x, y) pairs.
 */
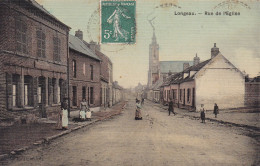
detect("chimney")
(193, 53), (200, 66)
(211, 43), (219, 58)
(89, 41), (101, 53)
(163, 75), (166, 82)
(183, 63), (190, 71)
(168, 70), (172, 76)
(75, 29), (83, 40)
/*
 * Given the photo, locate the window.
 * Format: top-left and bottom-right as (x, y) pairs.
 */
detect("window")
(82, 86), (86, 100)
(37, 29), (46, 57)
(187, 89), (190, 102)
(12, 75), (19, 107)
(12, 84), (17, 107)
(83, 63), (86, 75)
(16, 19), (27, 54)
(53, 37), (61, 61)
(38, 86), (42, 104)
(90, 65), (94, 80)
(90, 87), (94, 104)
(52, 78), (56, 104)
(72, 60), (77, 78)
(72, 86), (77, 106)
(24, 76), (33, 106)
(57, 83), (61, 104)
(179, 89), (182, 101)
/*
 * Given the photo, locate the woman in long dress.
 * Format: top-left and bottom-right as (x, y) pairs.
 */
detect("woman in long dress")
(80, 99), (87, 121)
(61, 98), (69, 129)
(135, 100), (142, 120)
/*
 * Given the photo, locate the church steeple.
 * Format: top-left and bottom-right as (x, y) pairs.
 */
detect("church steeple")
(148, 30), (160, 87)
(152, 31), (157, 44)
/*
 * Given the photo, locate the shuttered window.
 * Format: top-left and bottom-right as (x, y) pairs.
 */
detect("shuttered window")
(16, 19), (27, 54)
(53, 37), (61, 61)
(37, 30), (46, 57)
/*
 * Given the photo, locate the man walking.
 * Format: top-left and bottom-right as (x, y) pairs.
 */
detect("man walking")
(168, 99), (176, 116)
(213, 103), (219, 118)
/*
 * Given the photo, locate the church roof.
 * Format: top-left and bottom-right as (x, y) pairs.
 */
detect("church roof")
(160, 61), (193, 73)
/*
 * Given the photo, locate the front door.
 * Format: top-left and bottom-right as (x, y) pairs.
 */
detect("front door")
(192, 88), (195, 108)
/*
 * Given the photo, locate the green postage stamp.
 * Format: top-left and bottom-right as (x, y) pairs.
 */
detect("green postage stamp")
(101, 0), (136, 44)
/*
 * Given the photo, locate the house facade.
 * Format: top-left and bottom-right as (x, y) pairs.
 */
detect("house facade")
(69, 34), (101, 110)
(89, 41), (113, 108)
(162, 44), (245, 111)
(0, 0), (70, 122)
(112, 81), (124, 105)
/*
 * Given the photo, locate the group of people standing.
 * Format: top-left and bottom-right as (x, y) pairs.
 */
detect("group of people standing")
(200, 103), (219, 123)
(57, 98), (92, 130)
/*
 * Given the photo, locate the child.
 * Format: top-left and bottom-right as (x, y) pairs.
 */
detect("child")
(200, 104), (206, 123)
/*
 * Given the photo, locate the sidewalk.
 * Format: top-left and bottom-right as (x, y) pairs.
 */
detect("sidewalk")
(0, 101), (127, 159)
(151, 101), (260, 130)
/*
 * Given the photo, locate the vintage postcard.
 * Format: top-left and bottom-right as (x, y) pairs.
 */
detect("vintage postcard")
(0, 0), (259, 165)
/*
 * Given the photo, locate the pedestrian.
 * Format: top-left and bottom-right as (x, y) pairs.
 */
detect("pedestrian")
(141, 98), (144, 106)
(200, 104), (206, 123)
(60, 97), (69, 129)
(80, 98), (88, 121)
(213, 103), (219, 118)
(168, 99), (176, 116)
(135, 100), (142, 120)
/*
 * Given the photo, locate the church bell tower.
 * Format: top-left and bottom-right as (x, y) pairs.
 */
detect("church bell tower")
(148, 31), (160, 87)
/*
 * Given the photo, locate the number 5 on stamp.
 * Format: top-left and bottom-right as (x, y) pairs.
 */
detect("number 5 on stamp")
(101, 0), (136, 44)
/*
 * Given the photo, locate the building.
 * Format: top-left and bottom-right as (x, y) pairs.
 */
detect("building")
(0, 0), (70, 123)
(69, 33), (101, 111)
(87, 41), (113, 108)
(112, 81), (124, 105)
(147, 31), (194, 89)
(245, 76), (260, 107)
(162, 44), (245, 111)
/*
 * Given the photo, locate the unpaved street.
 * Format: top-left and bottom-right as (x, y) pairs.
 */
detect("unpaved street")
(4, 97), (259, 166)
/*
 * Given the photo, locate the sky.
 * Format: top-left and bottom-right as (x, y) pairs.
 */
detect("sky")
(36, 0), (260, 88)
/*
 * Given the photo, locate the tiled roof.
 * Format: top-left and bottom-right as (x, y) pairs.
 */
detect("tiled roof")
(160, 61), (193, 73)
(29, 0), (70, 29)
(150, 77), (164, 90)
(161, 59), (211, 86)
(69, 35), (101, 61)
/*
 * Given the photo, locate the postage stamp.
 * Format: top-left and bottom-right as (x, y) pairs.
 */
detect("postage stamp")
(100, 0), (136, 44)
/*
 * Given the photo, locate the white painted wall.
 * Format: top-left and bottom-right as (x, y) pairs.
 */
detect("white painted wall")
(195, 55), (245, 110)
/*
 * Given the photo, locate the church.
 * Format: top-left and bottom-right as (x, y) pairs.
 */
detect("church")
(146, 32), (198, 102)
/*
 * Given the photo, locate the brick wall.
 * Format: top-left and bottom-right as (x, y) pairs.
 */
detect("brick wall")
(0, 1), (69, 122)
(245, 82), (260, 107)
(69, 50), (101, 108)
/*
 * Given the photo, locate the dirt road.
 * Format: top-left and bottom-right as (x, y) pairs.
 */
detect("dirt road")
(4, 97), (259, 166)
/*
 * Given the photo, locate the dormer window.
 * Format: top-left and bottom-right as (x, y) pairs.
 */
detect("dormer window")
(183, 73), (189, 78)
(190, 71), (197, 77)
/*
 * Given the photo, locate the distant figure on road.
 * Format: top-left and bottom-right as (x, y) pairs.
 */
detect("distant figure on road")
(135, 100), (142, 120)
(168, 99), (176, 116)
(136, 98), (138, 103)
(213, 103), (219, 118)
(200, 104), (206, 123)
(141, 98), (144, 106)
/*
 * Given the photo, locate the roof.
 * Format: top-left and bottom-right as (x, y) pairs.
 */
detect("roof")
(160, 61), (193, 73)
(160, 59), (211, 87)
(29, 0), (70, 29)
(113, 82), (124, 90)
(151, 77), (164, 90)
(69, 35), (101, 61)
